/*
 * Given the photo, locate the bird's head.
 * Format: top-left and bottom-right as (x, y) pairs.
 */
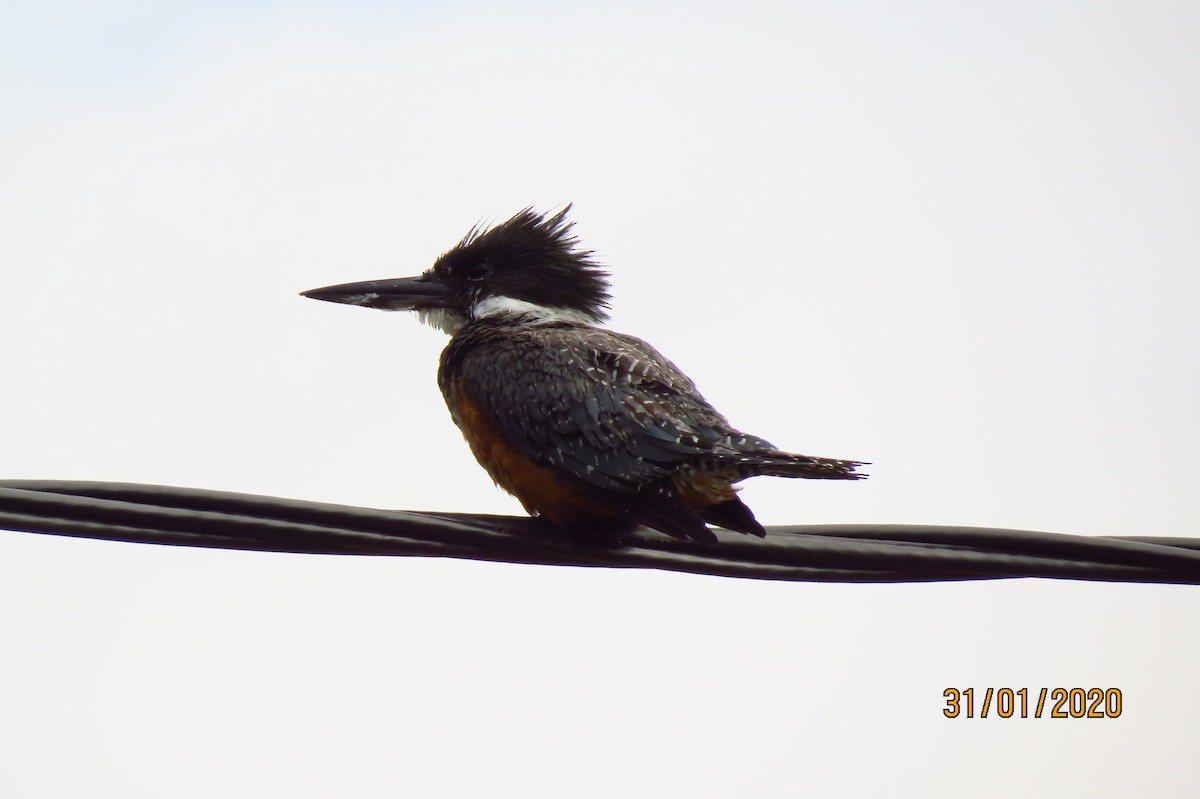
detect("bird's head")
(301, 206), (610, 335)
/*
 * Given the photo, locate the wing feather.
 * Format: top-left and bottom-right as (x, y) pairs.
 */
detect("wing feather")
(455, 326), (733, 498)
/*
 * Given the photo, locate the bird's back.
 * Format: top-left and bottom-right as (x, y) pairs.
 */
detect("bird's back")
(439, 317), (862, 542)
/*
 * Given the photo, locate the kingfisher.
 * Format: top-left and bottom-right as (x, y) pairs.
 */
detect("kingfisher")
(302, 207), (864, 544)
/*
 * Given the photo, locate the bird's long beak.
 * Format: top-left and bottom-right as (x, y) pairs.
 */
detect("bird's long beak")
(300, 275), (450, 311)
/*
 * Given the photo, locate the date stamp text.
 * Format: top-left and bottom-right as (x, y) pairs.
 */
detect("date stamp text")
(943, 688), (1122, 719)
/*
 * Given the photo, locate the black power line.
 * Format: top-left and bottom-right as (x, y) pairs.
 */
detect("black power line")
(1, 480), (1197, 584)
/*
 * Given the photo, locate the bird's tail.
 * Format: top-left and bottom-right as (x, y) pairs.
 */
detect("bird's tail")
(727, 436), (867, 481)
(748, 453), (867, 480)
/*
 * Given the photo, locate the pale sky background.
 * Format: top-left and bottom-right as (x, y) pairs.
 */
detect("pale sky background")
(2, 1), (1199, 796)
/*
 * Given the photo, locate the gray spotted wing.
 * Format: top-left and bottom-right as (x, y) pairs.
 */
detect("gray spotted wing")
(454, 325), (736, 494)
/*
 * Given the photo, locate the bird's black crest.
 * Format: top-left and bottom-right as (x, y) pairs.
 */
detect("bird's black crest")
(431, 206), (611, 321)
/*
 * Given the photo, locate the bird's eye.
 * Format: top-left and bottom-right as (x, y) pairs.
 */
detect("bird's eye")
(466, 262), (492, 282)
